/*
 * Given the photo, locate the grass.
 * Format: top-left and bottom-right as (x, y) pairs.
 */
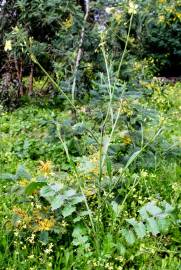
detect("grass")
(0, 82), (181, 269)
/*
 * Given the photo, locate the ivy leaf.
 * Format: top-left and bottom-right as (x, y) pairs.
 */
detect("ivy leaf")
(62, 205), (76, 217)
(51, 195), (65, 210)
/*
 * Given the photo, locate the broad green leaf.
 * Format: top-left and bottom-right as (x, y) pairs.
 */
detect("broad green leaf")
(139, 206), (149, 220)
(145, 201), (162, 216)
(64, 189), (76, 198)
(71, 195), (84, 205)
(51, 195), (65, 210)
(25, 181), (47, 195)
(39, 231), (49, 244)
(62, 205), (76, 218)
(51, 183), (64, 192)
(126, 218), (146, 239)
(15, 165), (31, 180)
(72, 235), (89, 246)
(146, 217), (160, 236)
(40, 185), (56, 198)
(122, 229), (136, 245)
(0, 173), (16, 181)
(157, 218), (170, 233)
(111, 201), (120, 216)
(162, 202), (174, 213)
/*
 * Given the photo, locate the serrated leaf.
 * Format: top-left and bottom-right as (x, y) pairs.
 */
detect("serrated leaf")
(134, 222), (146, 239)
(146, 217), (160, 236)
(62, 205), (76, 217)
(157, 218), (170, 233)
(39, 231), (49, 244)
(51, 183), (64, 192)
(122, 229), (136, 245)
(64, 189), (76, 198)
(71, 195), (84, 205)
(51, 195), (65, 210)
(40, 185), (56, 198)
(0, 173), (16, 181)
(111, 201), (120, 216)
(126, 218), (146, 239)
(72, 235), (89, 246)
(25, 181), (47, 195)
(139, 206), (149, 220)
(162, 202), (174, 213)
(15, 165), (31, 180)
(145, 202), (162, 216)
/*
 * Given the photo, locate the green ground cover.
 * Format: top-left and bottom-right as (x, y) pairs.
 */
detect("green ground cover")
(0, 82), (180, 270)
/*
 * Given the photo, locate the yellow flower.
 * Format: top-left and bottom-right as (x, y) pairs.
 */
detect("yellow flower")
(4, 40), (12, 51)
(123, 135), (132, 145)
(39, 160), (52, 175)
(19, 179), (29, 187)
(128, 1), (138, 15)
(63, 15), (73, 29)
(36, 218), (55, 231)
(13, 207), (28, 219)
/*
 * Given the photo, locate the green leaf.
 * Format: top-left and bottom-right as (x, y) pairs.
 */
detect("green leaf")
(39, 231), (49, 244)
(122, 229), (136, 245)
(51, 183), (64, 192)
(139, 206), (149, 220)
(157, 218), (170, 233)
(15, 165), (31, 180)
(25, 181), (47, 195)
(125, 149), (141, 170)
(72, 224), (88, 246)
(64, 189), (76, 198)
(106, 157), (112, 178)
(0, 173), (16, 181)
(145, 201), (162, 216)
(146, 217), (160, 236)
(51, 195), (65, 210)
(111, 201), (120, 216)
(62, 205), (76, 218)
(126, 218), (146, 239)
(40, 185), (56, 198)
(71, 195), (84, 205)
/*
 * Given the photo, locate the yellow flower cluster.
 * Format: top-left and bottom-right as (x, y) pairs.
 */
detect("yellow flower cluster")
(63, 15), (73, 29)
(35, 218), (55, 231)
(38, 160), (52, 175)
